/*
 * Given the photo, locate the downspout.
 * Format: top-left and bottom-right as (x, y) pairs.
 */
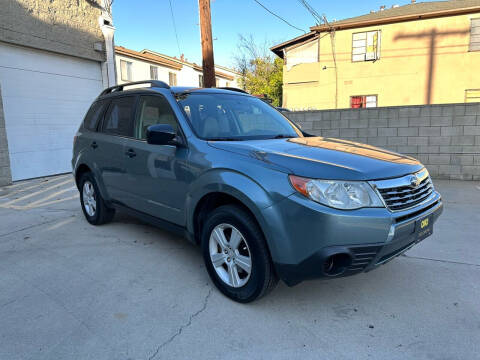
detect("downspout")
(99, 0), (116, 88)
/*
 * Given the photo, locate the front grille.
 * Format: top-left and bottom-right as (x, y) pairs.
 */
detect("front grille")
(374, 170), (434, 211)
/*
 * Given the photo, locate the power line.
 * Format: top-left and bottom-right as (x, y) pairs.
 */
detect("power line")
(296, 0), (322, 24)
(253, 0), (306, 34)
(168, 0), (182, 57)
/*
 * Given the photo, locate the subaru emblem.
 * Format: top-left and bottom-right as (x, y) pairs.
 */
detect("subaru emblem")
(409, 175), (420, 188)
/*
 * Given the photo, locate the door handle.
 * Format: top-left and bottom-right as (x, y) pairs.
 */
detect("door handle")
(125, 149), (136, 158)
(90, 141), (98, 149)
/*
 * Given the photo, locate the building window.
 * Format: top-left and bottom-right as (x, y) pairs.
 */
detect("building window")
(351, 95), (377, 108)
(352, 30), (381, 62)
(150, 66), (158, 80)
(215, 78), (220, 87)
(120, 60), (132, 81)
(169, 72), (177, 86)
(226, 81), (230, 87)
(199, 74), (204, 87)
(465, 89), (480, 103)
(470, 18), (480, 51)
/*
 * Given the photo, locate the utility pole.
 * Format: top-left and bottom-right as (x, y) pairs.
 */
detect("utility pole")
(198, 0), (216, 88)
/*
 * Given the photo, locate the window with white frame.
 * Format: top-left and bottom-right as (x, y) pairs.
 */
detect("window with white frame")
(120, 60), (133, 81)
(352, 30), (381, 62)
(168, 72), (177, 86)
(199, 74), (204, 87)
(470, 18), (480, 51)
(351, 95), (377, 108)
(150, 66), (158, 80)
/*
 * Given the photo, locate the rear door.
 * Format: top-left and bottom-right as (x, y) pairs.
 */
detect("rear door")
(93, 95), (137, 203)
(122, 94), (190, 225)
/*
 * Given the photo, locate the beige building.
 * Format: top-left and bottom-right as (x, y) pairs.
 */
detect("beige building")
(0, 0), (116, 185)
(115, 46), (241, 88)
(271, 0), (480, 111)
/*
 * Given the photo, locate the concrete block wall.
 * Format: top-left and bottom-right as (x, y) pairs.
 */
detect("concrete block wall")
(285, 103), (480, 180)
(0, 86), (12, 186)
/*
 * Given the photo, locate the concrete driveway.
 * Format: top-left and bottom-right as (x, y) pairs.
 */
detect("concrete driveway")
(0, 175), (479, 360)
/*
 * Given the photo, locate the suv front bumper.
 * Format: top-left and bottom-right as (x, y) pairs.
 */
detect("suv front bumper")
(262, 191), (443, 286)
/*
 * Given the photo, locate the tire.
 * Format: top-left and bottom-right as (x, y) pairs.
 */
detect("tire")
(201, 204), (278, 303)
(79, 172), (115, 225)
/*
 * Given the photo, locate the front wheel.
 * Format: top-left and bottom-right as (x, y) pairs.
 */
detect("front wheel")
(201, 205), (278, 303)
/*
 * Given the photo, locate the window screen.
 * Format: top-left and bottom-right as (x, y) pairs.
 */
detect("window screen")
(102, 97), (136, 137)
(352, 31), (381, 62)
(470, 18), (480, 52)
(169, 72), (177, 86)
(120, 60), (132, 81)
(83, 101), (107, 131)
(150, 66), (158, 80)
(136, 96), (178, 140)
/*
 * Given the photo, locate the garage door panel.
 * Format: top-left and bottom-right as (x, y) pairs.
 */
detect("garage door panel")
(6, 125), (78, 153)
(10, 149), (73, 180)
(0, 43), (103, 181)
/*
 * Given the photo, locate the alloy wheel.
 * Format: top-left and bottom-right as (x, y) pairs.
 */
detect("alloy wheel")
(82, 181), (97, 217)
(209, 223), (252, 288)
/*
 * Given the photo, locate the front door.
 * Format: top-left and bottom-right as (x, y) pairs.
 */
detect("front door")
(123, 94), (190, 225)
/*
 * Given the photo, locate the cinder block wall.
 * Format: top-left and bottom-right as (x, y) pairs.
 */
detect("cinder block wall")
(0, 86), (12, 186)
(285, 103), (480, 180)
(0, 0), (106, 62)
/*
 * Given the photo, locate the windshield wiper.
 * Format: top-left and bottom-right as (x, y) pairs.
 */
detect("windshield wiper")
(207, 137), (243, 141)
(271, 134), (295, 139)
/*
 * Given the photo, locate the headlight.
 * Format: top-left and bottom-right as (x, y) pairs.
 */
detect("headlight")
(289, 175), (384, 210)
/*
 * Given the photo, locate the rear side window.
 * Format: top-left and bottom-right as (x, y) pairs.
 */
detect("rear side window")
(102, 96), (136, 137)
(135, 95), (178, 139)
(83, 101), (107, 131)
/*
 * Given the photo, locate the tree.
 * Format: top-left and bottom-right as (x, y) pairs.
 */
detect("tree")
(233, 35), (283, 107)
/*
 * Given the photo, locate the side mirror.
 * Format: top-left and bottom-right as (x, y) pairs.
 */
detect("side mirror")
(146, 124), (180, 146)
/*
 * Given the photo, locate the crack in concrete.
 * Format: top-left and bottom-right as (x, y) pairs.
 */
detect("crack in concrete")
(147, 286), (213, 360)
(402, 254), (480, 267)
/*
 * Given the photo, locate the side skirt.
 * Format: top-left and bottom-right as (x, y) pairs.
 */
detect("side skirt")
(112, 202), (195, 243)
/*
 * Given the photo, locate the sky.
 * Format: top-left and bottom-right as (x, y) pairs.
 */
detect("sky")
(112, 0), (439, 69)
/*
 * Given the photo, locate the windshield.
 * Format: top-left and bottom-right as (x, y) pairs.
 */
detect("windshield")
(176, 93), (302, 140)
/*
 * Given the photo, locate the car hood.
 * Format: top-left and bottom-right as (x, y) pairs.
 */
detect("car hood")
(208, 137), (423, 180)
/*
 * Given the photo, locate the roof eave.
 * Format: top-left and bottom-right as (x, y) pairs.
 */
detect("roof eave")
(115, 47), (183, 70)
(270, 31), (317, 58)
(310, 6), (480, 32)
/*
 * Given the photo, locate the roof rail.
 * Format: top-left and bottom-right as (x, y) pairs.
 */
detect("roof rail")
(218, 87), (249, 94)
(100, 80), (170, 96)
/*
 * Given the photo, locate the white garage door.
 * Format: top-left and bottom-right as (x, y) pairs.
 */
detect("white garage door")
(0, 42), (104, 181)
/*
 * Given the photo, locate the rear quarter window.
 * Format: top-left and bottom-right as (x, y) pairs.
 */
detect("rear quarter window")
(101, 96), (136, 137)
(83, 101), (108, 131)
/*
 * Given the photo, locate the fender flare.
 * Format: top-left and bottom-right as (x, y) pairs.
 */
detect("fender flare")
(185, 169), (275, 251)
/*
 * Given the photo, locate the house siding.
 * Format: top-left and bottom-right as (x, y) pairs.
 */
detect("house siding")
(280, 13), (480, 110)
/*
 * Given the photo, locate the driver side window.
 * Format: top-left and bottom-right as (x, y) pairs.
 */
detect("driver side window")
(136, 95), (178, 140)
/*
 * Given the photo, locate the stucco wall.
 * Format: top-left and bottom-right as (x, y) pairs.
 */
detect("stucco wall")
(285, 102), (480, 180)
(0, 0), (106, 62)
(282, 12), (480, 110)
(0, 86), (12, 186)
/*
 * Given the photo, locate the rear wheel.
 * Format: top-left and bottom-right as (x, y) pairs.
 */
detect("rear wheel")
(201, 205), (278, 303)
(79, 172), (115, 225)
